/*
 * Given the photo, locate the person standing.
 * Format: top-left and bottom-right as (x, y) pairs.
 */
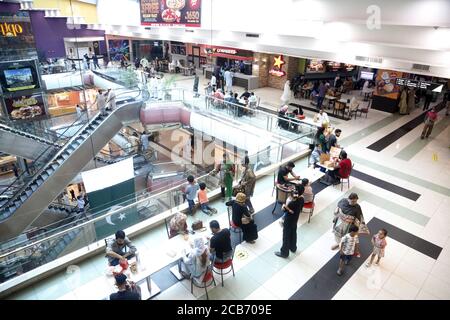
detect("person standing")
(96, 89), (107, 116)
(275, 186), (304, 258)
(76, 195), (85, 214)
(69, 189), (76, 202)
(317, 81), (327, 109)
(421, 106), (438, 139)
(226, 193), (258, 244)
(327, 128), (341, 150)
(184, 175), (199, 215)
(193, 73), (200, 97)
(92, 54), (100, 69)
(398, 88), (408, 115)
(224, 69), (233, 93)
(239, 162), (256, 214)
(140, 131), (149, 152)
(331, 193), (368, 250)
(211, 153), (235, 201)
(336, 225), (360, 276)
(12, 163), (19, 178)
(423, 90), (433, 110)
(407, 88), (416, 114)
(210, 74), (217, 91)
(106, 88), (116, 110)
(76, 104), (83, 118)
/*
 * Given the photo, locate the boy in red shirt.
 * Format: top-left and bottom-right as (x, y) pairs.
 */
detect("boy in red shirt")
(327, 151), (352, 185)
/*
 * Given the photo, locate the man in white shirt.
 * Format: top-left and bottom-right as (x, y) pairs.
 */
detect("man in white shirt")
(317, 108), (330, 125)
(210, 74), (217, 90)
(224, 69), (233, 93)
(106, 88), (116, 110)
(96, 89), (107, 116)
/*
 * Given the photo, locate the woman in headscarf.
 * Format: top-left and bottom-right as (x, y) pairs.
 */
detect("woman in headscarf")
(168, 212), (188, 238)
(240, 162), (256, 214)
(398, 88), (408, 115)
(178, 237), (211, 282)
(331, 193), (369, 250)
(226, 193), (258, 243)
(211, 153), (235, 201)
(407, 88), (416, 115)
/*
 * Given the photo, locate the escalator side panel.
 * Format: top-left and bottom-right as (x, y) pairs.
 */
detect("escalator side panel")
(0, 130), (55, 161)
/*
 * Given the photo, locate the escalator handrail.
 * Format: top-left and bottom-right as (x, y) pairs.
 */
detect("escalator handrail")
(0, 122), (61, 147)
(0, 119), (61, 144)
(0, 88), (143, 216)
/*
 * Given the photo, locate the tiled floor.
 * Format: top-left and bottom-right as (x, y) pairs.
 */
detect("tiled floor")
(4, 75), (450, 300)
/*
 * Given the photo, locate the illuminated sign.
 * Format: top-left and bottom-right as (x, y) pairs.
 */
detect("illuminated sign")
(0, 22), (23, 37)
(269, 55), (286, 77)
(396, 78), (443, 92)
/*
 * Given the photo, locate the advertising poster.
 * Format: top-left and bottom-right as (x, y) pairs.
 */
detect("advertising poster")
(374, 69), (403, 99)
(108, 39), (130, 63)
(140, 0), (202, 27)
(4, 93), (46, 120)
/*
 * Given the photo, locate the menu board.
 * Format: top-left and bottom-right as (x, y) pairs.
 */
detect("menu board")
(374, 69), (403, 100)
(140, 0), (202, 27)
(4, 93), (46, 120)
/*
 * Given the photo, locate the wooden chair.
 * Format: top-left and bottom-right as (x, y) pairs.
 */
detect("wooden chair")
(333, 101), (346, 117)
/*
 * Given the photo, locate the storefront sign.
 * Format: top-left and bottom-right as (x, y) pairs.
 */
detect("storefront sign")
(140, 0), (202, 27)
(204, 46), (253, 61)
(396, 78), (443, 92)
(269, 55), (286, 77)
(0, 22), (23, 37)
(4, 93), (46, 120)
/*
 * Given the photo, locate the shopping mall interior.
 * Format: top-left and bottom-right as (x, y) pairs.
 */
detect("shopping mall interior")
(0, 0), (449, 302)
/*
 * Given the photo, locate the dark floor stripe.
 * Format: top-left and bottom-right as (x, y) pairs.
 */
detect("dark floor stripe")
(289, 217), (442, 300)
(351, 169), (421, 201)
(367, 101), (445, 152)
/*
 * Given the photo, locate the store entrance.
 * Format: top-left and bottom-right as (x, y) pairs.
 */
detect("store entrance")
(192, 46), (200, 68)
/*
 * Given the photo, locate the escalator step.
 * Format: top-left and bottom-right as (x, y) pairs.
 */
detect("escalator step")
(20, 195), (27, 202)
(30, 184), (37, 191)
(25, 190), (32, 196)
(51, 163), (58, 170)
(41, 173), (49, 179)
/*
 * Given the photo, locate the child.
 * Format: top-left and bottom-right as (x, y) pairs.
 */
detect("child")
(301, 178), (314, 204)
(337, 225), (359, 276)
(366, 229), (388, 267)
(184, 175), (199, 215)
(279, 185), (304, 227)
(198, 182), (217, 216)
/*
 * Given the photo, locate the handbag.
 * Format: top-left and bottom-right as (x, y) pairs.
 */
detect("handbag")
(191, 220), (203, 230)
(241, 216), (251, 225)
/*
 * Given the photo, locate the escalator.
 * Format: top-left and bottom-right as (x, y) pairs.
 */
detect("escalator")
(0, 99), (143, 242)
(0, 122), (61, 161)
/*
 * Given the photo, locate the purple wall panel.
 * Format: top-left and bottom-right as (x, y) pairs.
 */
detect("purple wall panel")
(0, 2), (106, 59)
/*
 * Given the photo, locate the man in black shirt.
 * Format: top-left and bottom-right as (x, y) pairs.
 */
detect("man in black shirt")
(240, 90), (251, 100)
(327, 128), (341, 150)
(109, 274), (141, 300)
(275, 186), (305, 258)
(277, 161), (300, 185)
(209, 220), (233, 263)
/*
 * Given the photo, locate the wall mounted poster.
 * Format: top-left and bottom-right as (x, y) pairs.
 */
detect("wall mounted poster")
(374, 69), (403, 100)
(4, 93), (46, 120)
(108, 39), (130, 63)
(140, 0), (202, 27)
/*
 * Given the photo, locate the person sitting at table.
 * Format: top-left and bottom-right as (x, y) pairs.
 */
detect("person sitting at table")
(326, 151), (352, 185)
(240, 90), (251, 100)
(248, 92), (257, 108)
(309, 144), (323, 168)
(213, 88), (224, 107)
(301, 178), (314, 204)
(106, 230), (137, 266)
(226, 193), (258, 244)
(327, 128), (342, 151)
(109, 274), (141, 300)
(224, 91), (233, 103)
(169, 212), (188, 238)
(277, 161), (300, 186)
(178, 237), (211, 281)
(209, 220), (233, 263)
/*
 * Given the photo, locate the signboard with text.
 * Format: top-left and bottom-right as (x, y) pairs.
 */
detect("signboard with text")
(0, 14), (37, 61)
(204, 46), (253, 60)
(396, 78), (443, 92)
(4, 93), (46, 120)
(374, 69), (403, 100)
(140, 0), (201, 27)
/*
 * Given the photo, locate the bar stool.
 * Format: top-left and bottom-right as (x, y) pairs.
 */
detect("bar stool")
(212, 251), (235, 287)
(302, 195), (315, 223)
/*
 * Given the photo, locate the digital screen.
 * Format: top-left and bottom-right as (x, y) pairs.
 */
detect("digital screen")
(360, 71), (374, 80)
(3, 68), (35, 91)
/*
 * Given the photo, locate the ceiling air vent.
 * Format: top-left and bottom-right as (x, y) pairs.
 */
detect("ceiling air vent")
(355, 56), (383, 64)
(412, 64), (430, 71)
(246, 33), (260, 38)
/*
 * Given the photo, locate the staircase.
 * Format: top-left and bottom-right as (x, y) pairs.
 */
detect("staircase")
(0, 99), (143, 242)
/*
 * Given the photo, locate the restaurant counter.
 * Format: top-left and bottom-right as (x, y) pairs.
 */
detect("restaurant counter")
(205, 67), (259, 90)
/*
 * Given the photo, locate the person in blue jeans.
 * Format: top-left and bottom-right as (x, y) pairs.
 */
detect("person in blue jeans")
(184, 175), (199, 215)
